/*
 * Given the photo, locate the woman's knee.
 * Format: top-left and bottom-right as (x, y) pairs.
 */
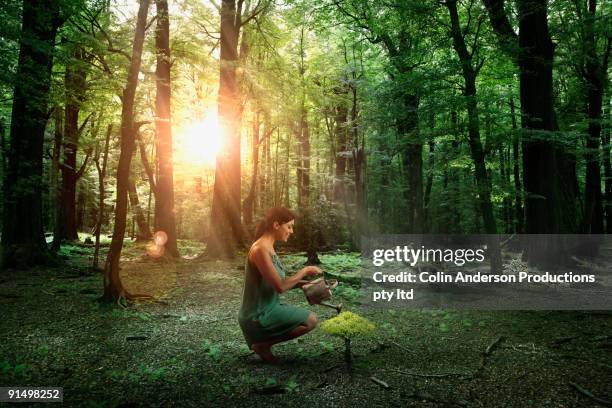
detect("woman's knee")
(305, 313), (318, 331)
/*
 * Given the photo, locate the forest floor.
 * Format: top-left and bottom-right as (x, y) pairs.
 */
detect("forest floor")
(0, 239), (611, 407)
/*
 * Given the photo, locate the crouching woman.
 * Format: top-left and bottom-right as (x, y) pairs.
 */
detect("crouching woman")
(238, 207), (321, 363)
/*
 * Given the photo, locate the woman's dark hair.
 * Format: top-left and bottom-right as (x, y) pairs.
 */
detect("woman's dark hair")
(254, 207), (295, 240)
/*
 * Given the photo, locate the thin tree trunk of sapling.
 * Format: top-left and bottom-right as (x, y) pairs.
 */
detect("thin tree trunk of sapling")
(345, 337), (353, 373)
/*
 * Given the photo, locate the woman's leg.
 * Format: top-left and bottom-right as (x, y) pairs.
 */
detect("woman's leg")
(251, 313), (317, 363)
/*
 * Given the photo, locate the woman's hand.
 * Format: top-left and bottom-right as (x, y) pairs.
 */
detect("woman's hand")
(301, 265), (322, 278)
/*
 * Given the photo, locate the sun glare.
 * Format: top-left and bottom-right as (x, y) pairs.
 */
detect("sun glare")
(175, 111), (223, 166)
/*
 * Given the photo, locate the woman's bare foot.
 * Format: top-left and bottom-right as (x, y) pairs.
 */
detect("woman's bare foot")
(251, 344), (280, 364)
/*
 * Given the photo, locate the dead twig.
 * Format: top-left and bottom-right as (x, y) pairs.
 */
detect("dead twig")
(370, 376), (391, 389)
(485, 336), (504, 355)
(394, 368), (469, 378)
(471, 336), (505, 378)
(388, 339), (411, 353)
(569, 382), (612, 407)
(550, 335), (580, 347)
(126, 335), (148, 341)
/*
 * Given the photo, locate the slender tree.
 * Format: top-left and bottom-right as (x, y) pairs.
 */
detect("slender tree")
(57, 46), (91, 243)
(104, 0), (151, 302)
(444, 0), (501, 271)
(575, 0), (610, 233)
(93, 124), (112, 269)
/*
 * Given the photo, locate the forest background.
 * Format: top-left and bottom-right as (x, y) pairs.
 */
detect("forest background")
(0, 1), (611, 406)
(0, 0), (610, 294)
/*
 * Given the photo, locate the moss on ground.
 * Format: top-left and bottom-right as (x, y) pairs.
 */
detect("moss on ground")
(0, 241), (610, 407)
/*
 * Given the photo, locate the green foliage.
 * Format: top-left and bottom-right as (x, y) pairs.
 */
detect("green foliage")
(137, 363), (166, 382)
(320, 311), (376, 338)
(285, 376), (300, 392)
(36, 345), (50, 356)
(201, 339), (222, 360)
(333, 285), (362, 304)
(0, 360), (30, 381)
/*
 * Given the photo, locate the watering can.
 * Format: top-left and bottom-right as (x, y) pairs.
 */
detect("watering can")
(301, 271), (342, 313)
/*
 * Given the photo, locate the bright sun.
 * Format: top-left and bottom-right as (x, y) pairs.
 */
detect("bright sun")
(175, 110), (223, 166)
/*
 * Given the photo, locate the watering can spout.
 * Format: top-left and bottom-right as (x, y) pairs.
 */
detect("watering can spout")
(319, 301), (343, 314)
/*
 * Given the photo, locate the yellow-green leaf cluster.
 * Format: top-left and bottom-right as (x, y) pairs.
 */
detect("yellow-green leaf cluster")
(320, 311), (376, 338)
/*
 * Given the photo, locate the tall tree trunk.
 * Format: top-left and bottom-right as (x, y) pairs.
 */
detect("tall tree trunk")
(58, 47), (88, 242)
(333, 87), (348, 204)
(510, 95), (524, 233)
(485, 0), (579, 267)
(398, 92), (423, 233)
(350, 75), (368, 247)
(1, 0), (61, 268)
(243, 110), (260, 228)
(50, 108), (63, 252)
(297, 108), (311, 209)
(517, 0), (578, 265)
(94, 124), (112, 269)
(127, 177), (152, 241)
(154, 0), (179, 257)
(446, 0), (498, 235)
(0, 117), (6, 175)
(448, 112), (462, 233)
(104, 0), (151, 302)
(206, 0), (244, 259)
(580, 0), (606, 233)
(603, 102), (612, 233)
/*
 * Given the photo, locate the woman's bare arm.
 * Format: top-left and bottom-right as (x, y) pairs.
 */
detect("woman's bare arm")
(290, 279), (312, 290)
(250, 247), (312, 293)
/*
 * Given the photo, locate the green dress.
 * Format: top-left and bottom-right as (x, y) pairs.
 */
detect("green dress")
(238, 252), (310, 347)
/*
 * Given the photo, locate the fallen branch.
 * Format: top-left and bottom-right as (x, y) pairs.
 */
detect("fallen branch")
(126, 335), (148, 341)
(370, 376), (391, 389)
(569, 382), (612, 407)
(251, 385), (286, 395)
(388, 339), (411, 353)
(394, 369), (469, 378)
(484, 336), (504, 355)
(550, 335), (580, 347)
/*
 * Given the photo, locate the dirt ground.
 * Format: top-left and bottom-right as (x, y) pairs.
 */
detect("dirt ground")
(0, 241), (611, 407)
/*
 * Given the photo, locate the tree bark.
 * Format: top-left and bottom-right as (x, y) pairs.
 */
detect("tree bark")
(398, 92), (423, 233)
(603, 102), (612, 233)
(127, 176), (152, 241)
(580, 0), (606, 234)
(50, 108), (63, 252)
(509, 95), (524, 233)
(206, 0), (244, 259)
(485, 0), (579, 267)
(333, 86), (348, 204)
(243, 110), (260, 229)
(350, 74), (368, 247)
(104, 0), (151, 302)
(518, 0), (578, 264)
(94, 124), (112, 269)
(1, 0), (61, 268)
(446, 0), (498, 235)
(0, 117), (6, 175)
(154, 0), (179, 257)
(58, 47), (88, 242)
